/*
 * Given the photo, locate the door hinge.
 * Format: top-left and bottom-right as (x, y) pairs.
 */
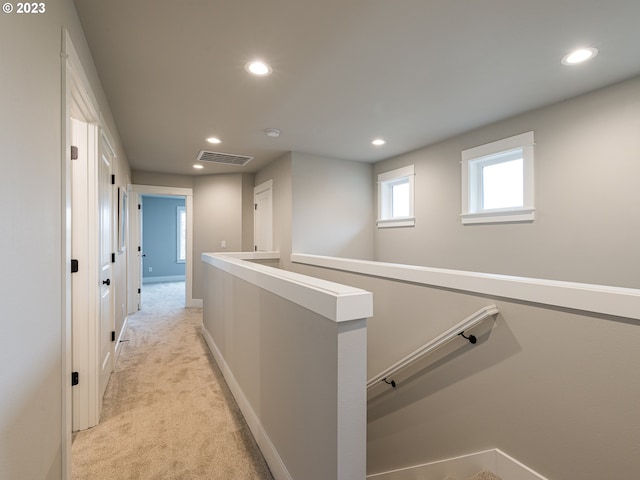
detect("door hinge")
(71, 372), (79, 386)
(138, 204), (141, 210)
(138, 246), (141, 252)
(70, 145), (78, 160)
(71, 259), (79, 273)
(137, 288), (141, 294)
(254, 245), (258, 252)
(111, 252), (116, 263)
(254, 204), (257, 210)
(111, 174), (115, 185)
(111, 331), (116, 342)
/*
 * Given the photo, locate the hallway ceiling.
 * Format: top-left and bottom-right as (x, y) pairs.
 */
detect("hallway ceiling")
(74, 0), (640, 176)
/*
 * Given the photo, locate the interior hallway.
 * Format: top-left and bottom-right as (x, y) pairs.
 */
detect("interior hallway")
(71, 282), (273, 480)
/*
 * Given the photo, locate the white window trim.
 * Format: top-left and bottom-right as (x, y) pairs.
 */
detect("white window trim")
(177, 205), (186, 263)
(377, 164), (415, 228)
(461, 131), (534, 225)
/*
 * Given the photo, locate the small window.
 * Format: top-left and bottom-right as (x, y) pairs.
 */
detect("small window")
(177, 206), (186, 263)
(461, 131), (534, 224)
(377, 165), (415, 228)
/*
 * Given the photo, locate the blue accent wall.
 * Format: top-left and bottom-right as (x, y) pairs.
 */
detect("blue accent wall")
(142, 196), (186, 281)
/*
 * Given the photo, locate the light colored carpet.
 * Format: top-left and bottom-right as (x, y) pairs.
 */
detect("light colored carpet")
(72, 282), (273, 480)
(468, 471), (502, 480)
(442, 470), (502, 480)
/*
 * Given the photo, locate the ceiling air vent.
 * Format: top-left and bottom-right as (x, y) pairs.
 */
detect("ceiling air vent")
(196, 150), (253, 167)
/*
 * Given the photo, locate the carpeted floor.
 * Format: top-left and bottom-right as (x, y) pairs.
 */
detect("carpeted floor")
(71, 282), (274, 480)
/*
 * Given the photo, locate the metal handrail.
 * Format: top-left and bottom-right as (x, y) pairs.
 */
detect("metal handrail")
(367, 305), (499, 390)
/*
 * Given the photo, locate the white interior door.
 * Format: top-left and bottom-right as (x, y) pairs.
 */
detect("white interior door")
(254, 180), (273, 252)
(98, 133), (115, 402)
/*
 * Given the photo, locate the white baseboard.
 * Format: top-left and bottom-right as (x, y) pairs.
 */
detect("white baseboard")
(114, 315), (129, 362)
(367, 448), (548, 480)
(188, 298), (203, 308)
(142, 275), (185, 284)
(201, 326), (292, 480)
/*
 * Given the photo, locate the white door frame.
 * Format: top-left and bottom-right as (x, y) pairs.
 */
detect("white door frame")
(70, 118), (100, 432)
(254, 179), (273, 251)
(62, 29), (103, 479)
(128, 188), (141, 313)
(129, 184), (196, 307)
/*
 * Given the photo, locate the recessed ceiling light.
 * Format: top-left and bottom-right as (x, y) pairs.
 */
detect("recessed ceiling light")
(206, 137), (221, 144)
(562, 47), (598, 65)
(193, 164), (204, 170)
(372, 139), (386, 146)
(265, 128), (281, 138)
(245, 61), (272, 76)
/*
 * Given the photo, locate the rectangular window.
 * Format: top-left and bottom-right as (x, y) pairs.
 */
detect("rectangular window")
(461, 131), (534, 224)
(377, 165), (415, 228)
(177, 206), (186, 263)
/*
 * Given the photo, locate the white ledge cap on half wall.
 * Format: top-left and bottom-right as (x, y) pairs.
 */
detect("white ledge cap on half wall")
(201, 252), (373, 323)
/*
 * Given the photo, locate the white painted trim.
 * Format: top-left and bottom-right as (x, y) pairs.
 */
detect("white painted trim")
(462, 132), (534, 162)
(142, 275), (186, 284)
(461, 207), (535, 224)
(376, 217), (416, 228)
(201, 327), (293, 480)
(367, 448), (548, 480)
(188, 298), (203, 308)
(291, 254), (640, 320)
(254, 179), (274, 251)
(202, 253), (373, 322)
(495, 449), (549, 480)
(64, 28), (103, 460)
(461, 131), (535, 224)
(61, 31), (73, 480)
(219, 251), (280, 261)
(378, 164), (415, 182)
(378, 165), (415, 228)
(133, 184), (193, 196)
(131, 184), (194, 308)
(114, 315), (129, 362)
(254, 179), (273, 194)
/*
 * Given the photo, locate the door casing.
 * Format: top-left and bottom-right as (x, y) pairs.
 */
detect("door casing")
(129, 185), (195, 307)
(254, 180), (273, 252)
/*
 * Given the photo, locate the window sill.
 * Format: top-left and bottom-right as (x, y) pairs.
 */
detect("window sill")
(377, 217), (415, 228)
(461, 208), (534, 225)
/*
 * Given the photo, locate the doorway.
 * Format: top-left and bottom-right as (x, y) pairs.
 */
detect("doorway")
(128, 185), (195, 310)
(254, 180), (273, 251)
(140, 194), (186, 309)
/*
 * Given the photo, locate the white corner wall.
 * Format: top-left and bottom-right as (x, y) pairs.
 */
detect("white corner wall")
(291, 153), (374, 260)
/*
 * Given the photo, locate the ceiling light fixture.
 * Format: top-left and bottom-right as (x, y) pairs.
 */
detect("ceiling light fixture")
(245, 60), (272, 76)
(193, 164), (204, 170)
(561, 47), (598, 65)
(372, 138), (386, 146)
(265, 128), (281, 138)
(206, 137), (222, 144)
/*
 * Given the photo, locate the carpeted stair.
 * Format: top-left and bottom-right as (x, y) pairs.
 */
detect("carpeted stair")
(442, 470), (502, 480)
